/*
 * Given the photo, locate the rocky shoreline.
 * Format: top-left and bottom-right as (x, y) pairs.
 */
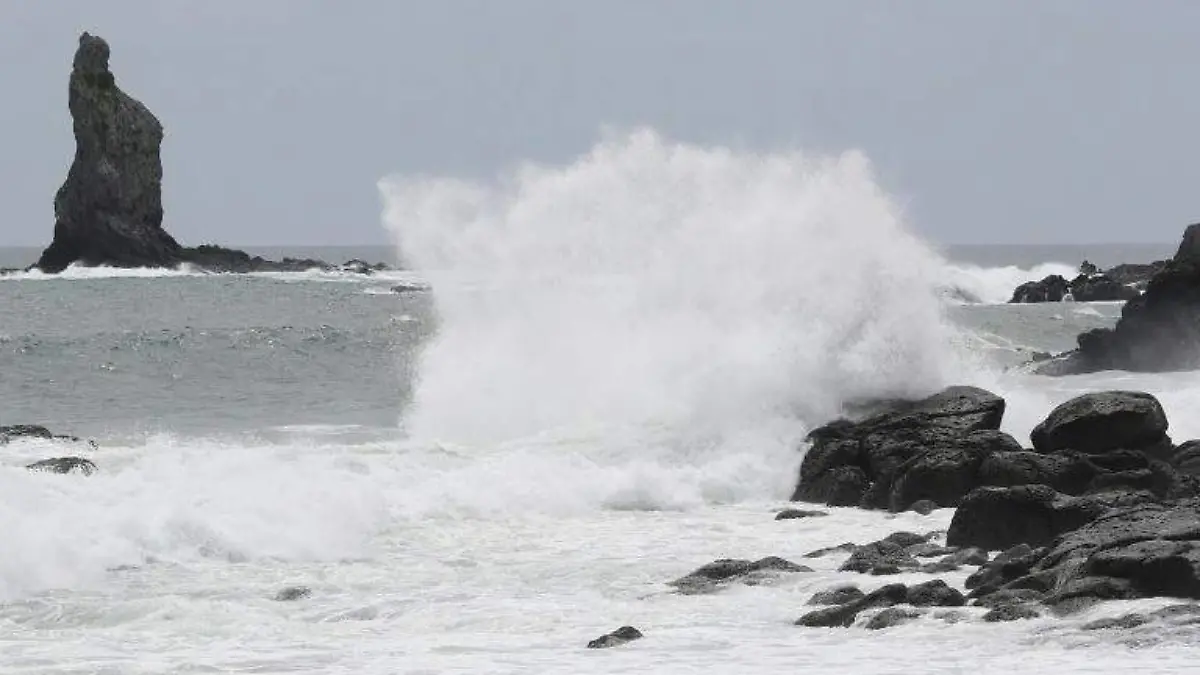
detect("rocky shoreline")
(11, 387), (1200, 644)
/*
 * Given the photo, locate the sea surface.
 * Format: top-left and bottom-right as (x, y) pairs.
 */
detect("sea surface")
(2, 132), (1198, 673)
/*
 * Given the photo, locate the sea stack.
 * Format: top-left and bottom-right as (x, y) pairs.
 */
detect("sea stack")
(35, 32), (182, 273)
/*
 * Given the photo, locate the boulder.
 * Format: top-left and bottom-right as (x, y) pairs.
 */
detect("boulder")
(587, 626), (643, 649)
(1030, 392), (1168, 455)
(774, 508), (829, 520)
(1029, 498), (1200, 602)
(865, 608), (922, 630)
(273, 586), (312, 601)
(793, 386), (1005, 511)
(946, 485), (1120, 550)
(1010, 275), (1070, 303)
(807, 585), (865, 606)
(26, 457), (97, 475)
(1068, 274), (1139, 302)
(668, 556), (811, 594)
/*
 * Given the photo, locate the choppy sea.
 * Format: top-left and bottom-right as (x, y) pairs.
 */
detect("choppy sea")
(1, 131), (1195, 673)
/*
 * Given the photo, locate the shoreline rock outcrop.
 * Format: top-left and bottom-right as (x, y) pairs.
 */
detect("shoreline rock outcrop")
(29, 33), (390, 276)
(786, 385), (1200, 629)
(1037, 224), (1200, 374)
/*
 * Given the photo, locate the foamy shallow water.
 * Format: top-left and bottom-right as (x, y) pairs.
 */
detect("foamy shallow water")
(3, 417), (1200, 674)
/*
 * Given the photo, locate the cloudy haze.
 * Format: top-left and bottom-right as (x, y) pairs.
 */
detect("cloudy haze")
(1, 1), (1198, 247)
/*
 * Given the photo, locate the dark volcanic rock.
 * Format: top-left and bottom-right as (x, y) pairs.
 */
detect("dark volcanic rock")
(945, 485), (1123, 550)
(802, 542), (858, 559)
(1010, 275), (1070, 303)
(807, 585), (865, 606)
(31, 34), (392, 277)
(983, 604), (1041, 622)
(795, 583), (909, 628)
(839, 540), (919, 575)
(865, 607), (922, 630)
(1030, 391), (1168, 455)
(1042, 225), (1200, 374)
(1029, 498), (1200, 602)
(1069, 274), (1139, 302)
(1, 425), (96, 448)
(905, 580), (965, 607)
(793, 386), (1006, 511)
(273, 586), (312, 601)
(35, 33), (182, 273)
(774, 508), (829, 520)
(587, 626), (643, 649)
(26, 457), (97, 475)
(669, 556), (811, 593)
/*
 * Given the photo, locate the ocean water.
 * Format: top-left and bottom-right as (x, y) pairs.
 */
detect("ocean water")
(2, 130), (1198, 673)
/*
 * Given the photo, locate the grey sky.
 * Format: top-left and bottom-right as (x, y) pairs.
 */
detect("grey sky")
(1, 1), (1198, 247)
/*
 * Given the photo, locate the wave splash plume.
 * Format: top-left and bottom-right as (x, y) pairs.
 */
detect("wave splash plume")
(380, 130), (962, 472)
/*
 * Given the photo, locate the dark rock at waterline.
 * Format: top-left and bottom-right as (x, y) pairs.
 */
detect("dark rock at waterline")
(177, 245), (392, 275)
(792, 386), (1007, 511)
(1029, 499), (1200, 601)
(34, 33), (182, 273)
(907, 499), (938, 515)
(391, 282), (431, 294)
(839, 540), (920, 575)
(983, 603), (1041, 622)
(668, 556), (811, 594)
(1070, 274), (1140, 302)
(1039, 224), (1200, 374)
(947, 484), (1160, 551)
(587, 626), (643, 649)
(1008, 272), (1138, 304)
(774, 508), (829, 520)
(1104, 261), (1169, 290)
(1030, 391), (1169, 456)
(26, 457), (97, 475)
(905, 580), (965, 607)
(865, 607), (922, 630)
(795, 581), (964, 629)
(808, 585), (865, 606)
(1, 424), (96, 448)
(1010, 275), (1071, 303)
(802, 542), (858, 559)
(273, 586), (312, 602)
(795, 583), (909, 628)
(30, 34), (391, 276)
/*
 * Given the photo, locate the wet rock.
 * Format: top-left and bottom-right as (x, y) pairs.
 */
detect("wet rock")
(866, 607), (922, 630)
(792, 465), (869, 507)
(947, 547), (989, 566)
(965, 544), (1045, 594)
(882, 531), (931, 547)
(669, 556), (811, 593)
(25, 457), (97, 475)
(983, 604), (1041, 622)
(1082, 613), (1151, 630)
(971, 588), (1046, 609)
(1030, 391), (1169, 455)
(807, 585), (865, 606)
(839, 540), (919, 575)
(1069, 274), (1139, 302)
(391, 282), (432, 294)
(587, 626), (643, 649)
(1010, 274), (1070, 303)
(794, 584), (909, 628)
(887, 430), (1022, 511)
(1046, 226), (1200, 374)
(339, 259), (389, 274)
(793, 386), (1005, 511)
(905, 580), (965, 607)
(976, 450), (1097, 495)
(907, 499), (938, 515)
(774, 508), (829, 520)
(1172, 440), (1200, 476)
(1, 425), (94, 447)
(273, 586), (312, 602)
(1031, 498), (1200, 602)
(905, 542), (957, 558)
(802, 542), (858, 559)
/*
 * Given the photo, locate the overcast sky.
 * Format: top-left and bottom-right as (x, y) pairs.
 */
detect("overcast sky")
(1, 1), (1198, 247)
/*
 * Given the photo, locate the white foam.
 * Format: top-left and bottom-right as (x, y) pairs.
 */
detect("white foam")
(940, 262), (1079, 305)
(381, 129), (965, 455)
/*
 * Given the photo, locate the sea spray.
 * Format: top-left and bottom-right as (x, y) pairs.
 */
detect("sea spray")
(380, 130), (962, 456)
